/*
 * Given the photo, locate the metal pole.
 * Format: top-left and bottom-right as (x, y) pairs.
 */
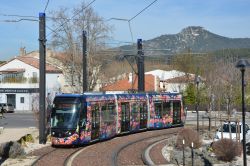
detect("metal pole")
(196, 81), (199, 132)
(182, 139), (185, 166)
(236, 59), (249, 166)
(241, 68), (247, 166)
(82, 31), (88, 93)
(137, 39), (144, 92)
(39, 12), (46, 144)
(191, 142), (194, 166)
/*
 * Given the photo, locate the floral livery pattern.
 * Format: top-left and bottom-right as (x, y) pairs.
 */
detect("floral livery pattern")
(51, 133), (79, 145)
(148, 93), (183, 128)
(117, 94), (147, 133)
(79, 94), (117, 143)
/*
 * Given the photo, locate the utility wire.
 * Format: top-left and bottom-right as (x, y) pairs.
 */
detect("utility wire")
(44, 0), (50, 13)
(0, 13), (37, 18)
(46, 0), (96, 38)
(0, 18), (38, 22)
(129, 0), (158, 21)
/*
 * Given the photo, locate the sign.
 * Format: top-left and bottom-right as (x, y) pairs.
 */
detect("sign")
(0, 88), (39, 93)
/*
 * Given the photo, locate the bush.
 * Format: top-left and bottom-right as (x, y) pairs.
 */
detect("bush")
(0, 141), (25, 158)
(18, 134), (34, 143)
(212, 138), (242, 162)
(8, 141), (25, 158)
(176, 127), (202, 149)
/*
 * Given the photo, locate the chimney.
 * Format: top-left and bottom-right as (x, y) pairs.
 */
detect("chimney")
(19, 47), (26, 56)
(128, 73), (133, 83)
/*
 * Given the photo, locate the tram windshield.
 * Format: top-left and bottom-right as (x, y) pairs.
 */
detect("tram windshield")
(51, 103), (80, 129)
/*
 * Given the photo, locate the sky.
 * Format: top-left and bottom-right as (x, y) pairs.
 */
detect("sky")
(0, 0), (250, 60)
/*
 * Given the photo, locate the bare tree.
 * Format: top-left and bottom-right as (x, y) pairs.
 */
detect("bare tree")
(49, 2), (112, 92)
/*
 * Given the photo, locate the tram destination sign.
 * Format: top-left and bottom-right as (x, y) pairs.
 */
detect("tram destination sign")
(0, 88), (39, 93)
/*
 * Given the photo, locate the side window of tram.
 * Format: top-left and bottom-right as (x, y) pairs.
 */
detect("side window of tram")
(173, 101), (181, 116)
(101, 103), (116, 125)
(162, 102), (171, 117)
(131, 103), (139, 121)
(139, 102), (147, 117)
(92, 105), (100, 126)
(79, 105), (87, 128)
(154, 102), (162, 118)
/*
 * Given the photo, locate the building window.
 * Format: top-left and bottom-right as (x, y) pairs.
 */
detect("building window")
(20, 97), (24, 103)
(32, 72), (37, 78)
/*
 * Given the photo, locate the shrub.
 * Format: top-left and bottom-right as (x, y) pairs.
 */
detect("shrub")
(212, 138), (242, 162)
(8, 141), (25, 158)
(0, 141), (25, 158)
(176, 127), (202, 149)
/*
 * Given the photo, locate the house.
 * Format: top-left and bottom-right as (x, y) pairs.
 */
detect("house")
(101, 73), (159, 92)
(146, 69), (194, 92)
(0, 55), (65, 112)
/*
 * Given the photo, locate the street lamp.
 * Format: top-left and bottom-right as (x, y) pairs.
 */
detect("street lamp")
(236, 59), (250, 166)
(195, 75), (201, 132)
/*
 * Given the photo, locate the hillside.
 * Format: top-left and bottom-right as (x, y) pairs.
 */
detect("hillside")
(119, 26), (250, 57)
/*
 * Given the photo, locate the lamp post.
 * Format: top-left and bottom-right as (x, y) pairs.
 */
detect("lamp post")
(195, 75), (201, 132)
(182, 139), (185, 166)
(236, 59), (250, 166)
(191, 142), (194, 166)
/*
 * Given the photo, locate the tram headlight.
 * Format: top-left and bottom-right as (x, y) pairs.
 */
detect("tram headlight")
(65, 131), (74, 136)
(52, 132), (55, 136)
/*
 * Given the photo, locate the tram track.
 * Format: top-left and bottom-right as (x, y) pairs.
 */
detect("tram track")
(142, 138), (169, 165)
(31, 149), (58, 166)
(112, 129), (178, 166)
(30, 146), (82, 166)
(28, 127), (181, 166)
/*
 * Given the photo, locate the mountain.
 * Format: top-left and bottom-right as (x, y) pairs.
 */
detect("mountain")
(118, 26), (250, 56)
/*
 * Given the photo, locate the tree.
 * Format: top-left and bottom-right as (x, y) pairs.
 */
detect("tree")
(49, 2), (112, 92)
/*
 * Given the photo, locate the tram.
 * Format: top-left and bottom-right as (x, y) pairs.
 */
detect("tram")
(50, 92), (185, 146)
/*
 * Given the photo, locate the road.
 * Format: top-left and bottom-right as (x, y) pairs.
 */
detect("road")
(1, 111), (250, 129)
(185, 111), (250, 126)
(0, 112), (37, 128)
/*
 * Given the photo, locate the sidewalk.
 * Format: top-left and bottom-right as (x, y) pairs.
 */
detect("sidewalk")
(0, 127), (38, 144)
(0, 127), (50, 166)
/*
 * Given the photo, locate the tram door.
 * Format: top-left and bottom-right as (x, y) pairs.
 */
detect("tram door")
(140, 102), (147, 129)
(173, 101), (181, 124)
(91, 105), (100, 140)
(121, 102), (130, 132)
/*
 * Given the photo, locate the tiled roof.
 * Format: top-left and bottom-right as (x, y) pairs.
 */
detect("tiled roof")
(16, 56), (62, 73)
(102, 74), (156, 92)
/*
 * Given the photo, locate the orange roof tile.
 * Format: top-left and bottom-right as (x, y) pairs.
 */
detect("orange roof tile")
(102, 74), (156, 92)
(16, 56), (62, 73)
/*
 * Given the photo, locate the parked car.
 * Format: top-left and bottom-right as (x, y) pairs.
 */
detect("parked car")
(0, 103), (14, 113)
(214, 121), (250, 142)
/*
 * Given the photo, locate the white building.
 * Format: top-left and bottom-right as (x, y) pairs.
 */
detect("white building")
(0, 56), (65, 112)
(145, 69), (194, 93)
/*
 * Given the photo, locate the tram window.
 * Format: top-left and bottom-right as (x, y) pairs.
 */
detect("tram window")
(131, 103), (139, 121)
(139, 102), (147, 118)
(173, 101), (181, 111)
(162, 102), (171, 117)
(154, 102), (162, 118)
(101, 103), (115, 125)
(79, 106), (87, 128)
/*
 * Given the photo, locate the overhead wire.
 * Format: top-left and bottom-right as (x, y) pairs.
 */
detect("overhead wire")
(44, 0), (50, 13)
(129, 0), (158, 21)
(46, 0), (96, 38)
